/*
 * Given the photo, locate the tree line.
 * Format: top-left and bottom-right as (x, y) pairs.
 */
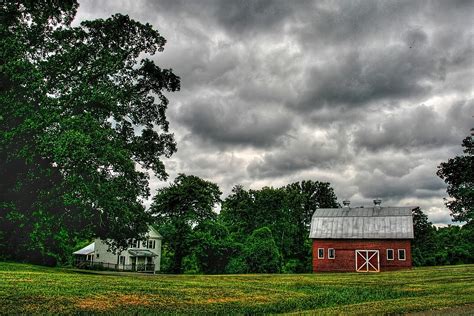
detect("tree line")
(152, 176), (338, 274)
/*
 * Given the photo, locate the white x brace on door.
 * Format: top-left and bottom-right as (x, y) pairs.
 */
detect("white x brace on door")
(355, 250), (380, 272)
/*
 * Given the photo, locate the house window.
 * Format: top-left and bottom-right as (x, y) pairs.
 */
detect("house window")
(398, 249), (406, 261)
(119, 256), (125, 265)
(328, 248), (335, 259)
(318, 248), (324, 259)
(147, 240), (155, 249)
(96, 253), (99, 258)
(387, 249), (394, 260)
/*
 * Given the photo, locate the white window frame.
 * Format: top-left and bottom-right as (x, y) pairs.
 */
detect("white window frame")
(130, 239), (139, 248)
(328, 248), (335, 259)
(386, 249), (394, 261)
(318, 248), (324, 259)
(398, 249), (406, 261)
(148, 240), (155, 249)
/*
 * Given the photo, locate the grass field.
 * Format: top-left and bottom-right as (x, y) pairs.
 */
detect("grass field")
(0, 263), (473, 314)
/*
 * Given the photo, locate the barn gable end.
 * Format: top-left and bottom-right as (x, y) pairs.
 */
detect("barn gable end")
(309, 202), (416, 272)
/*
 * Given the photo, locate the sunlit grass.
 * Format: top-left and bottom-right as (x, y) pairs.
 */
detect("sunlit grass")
(0, 262), (473, 314)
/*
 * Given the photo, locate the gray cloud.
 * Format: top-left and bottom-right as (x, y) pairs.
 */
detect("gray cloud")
(75, 0), (474, 225)
(292, 44), (447, 111)
(172, 96), (293, 149)
(354, 101), (474, 152)
(354, 164), (447, 200)
(247, 127), (351, 178)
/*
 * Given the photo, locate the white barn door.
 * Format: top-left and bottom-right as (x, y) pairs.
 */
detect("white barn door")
(355, 250), (380, 272)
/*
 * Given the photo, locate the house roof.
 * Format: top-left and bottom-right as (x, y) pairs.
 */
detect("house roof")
(128, 249), (157, 257)
(73, 242), (95, 255)
(147, 225), (163, 239)
(309, 206), (415, 239)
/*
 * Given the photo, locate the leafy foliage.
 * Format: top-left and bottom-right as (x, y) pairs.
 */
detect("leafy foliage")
(220, 181), (338, 273)
(243, 227), (281, 273)
(0, 1), (179, 264)
(411, 207), (437, 266)
(411, 207), (474, 266)
(191, 220), (238, 274)
(151, 174), (222, 273)
(437, 136), (474, 224)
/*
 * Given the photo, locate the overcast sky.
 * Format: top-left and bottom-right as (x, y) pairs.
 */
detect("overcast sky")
(76, 0), (473, 225)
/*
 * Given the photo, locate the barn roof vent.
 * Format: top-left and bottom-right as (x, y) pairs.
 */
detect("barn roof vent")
(342, 200), (350, 209)
(373, 199), (382, 209)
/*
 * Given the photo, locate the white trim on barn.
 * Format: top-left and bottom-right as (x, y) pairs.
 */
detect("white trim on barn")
(355, 250), (380, 272)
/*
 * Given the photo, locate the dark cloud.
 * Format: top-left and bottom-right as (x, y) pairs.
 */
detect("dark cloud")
(247, 128), (350, 178)
(353, 101), (474, 152)
(75, 0), (473, 225)
(354, 164), (447, 200)
(172, 96), (293, 149)
(292, 45), (447, 111)
(212, 0), (295, 35)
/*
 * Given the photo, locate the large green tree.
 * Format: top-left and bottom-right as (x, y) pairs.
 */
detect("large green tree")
(191, 220), (238, 274)
(151, 174), (221, 273)
(0, 1), (180, 263)
(411, 207), (437, 266)
(283, 181), (339, 271)
(243, 227), (281, 273)
(437, 136), (474, 224)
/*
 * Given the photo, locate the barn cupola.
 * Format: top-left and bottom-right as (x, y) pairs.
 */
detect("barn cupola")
(342, 200), (350, 209)
(373, 199), (382, 210)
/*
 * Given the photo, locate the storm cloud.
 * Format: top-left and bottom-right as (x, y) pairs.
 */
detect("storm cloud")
(75, 0), (474, 225)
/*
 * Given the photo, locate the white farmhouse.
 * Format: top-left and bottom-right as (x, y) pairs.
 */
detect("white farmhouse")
(73, 226), (162, 273)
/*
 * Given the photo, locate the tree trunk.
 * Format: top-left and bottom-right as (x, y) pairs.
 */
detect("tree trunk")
(173, 245), (183, 274)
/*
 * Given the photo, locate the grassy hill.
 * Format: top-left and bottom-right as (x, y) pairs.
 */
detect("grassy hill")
(0, 262), (473, 314)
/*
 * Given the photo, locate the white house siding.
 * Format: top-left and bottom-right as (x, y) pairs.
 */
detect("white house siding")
(91, 226), (162, 272)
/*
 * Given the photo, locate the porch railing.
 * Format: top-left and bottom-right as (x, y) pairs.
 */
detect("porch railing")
(74, 260), (155, 273)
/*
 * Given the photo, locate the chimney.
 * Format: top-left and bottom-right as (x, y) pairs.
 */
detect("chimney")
(373, 199), (382, 210)
(342, 200), (350, 209)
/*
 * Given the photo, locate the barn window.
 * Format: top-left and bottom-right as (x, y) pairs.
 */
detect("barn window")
(387, 249), (394, 260)
(119, 256), (125, 265)
(318, 248), (324, 259)
(398, 249), (406, 261)
(328, 248), (335, 259)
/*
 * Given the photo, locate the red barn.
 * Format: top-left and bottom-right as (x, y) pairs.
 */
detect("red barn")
(309, 200), (415, 272)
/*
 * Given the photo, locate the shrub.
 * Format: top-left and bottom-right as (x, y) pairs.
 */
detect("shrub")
(244, 227), (281, 273)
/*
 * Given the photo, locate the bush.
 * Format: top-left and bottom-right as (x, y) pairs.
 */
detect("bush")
(182, 254), (200, 274)
(244, 227), (281, 273)
(282, 259), (300, 274)
(225, 256), (248, 274)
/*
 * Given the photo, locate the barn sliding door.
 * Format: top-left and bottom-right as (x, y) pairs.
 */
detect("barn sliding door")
(355, 250), (380, 272)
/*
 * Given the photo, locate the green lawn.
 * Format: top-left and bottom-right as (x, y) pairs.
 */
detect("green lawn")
(0, 263), (473, 314)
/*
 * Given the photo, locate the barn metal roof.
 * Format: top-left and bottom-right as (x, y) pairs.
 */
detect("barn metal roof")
(309, 206), (415, 239)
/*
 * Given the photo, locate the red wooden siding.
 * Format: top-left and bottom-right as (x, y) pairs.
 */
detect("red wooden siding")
(312, 239), (411, 272)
